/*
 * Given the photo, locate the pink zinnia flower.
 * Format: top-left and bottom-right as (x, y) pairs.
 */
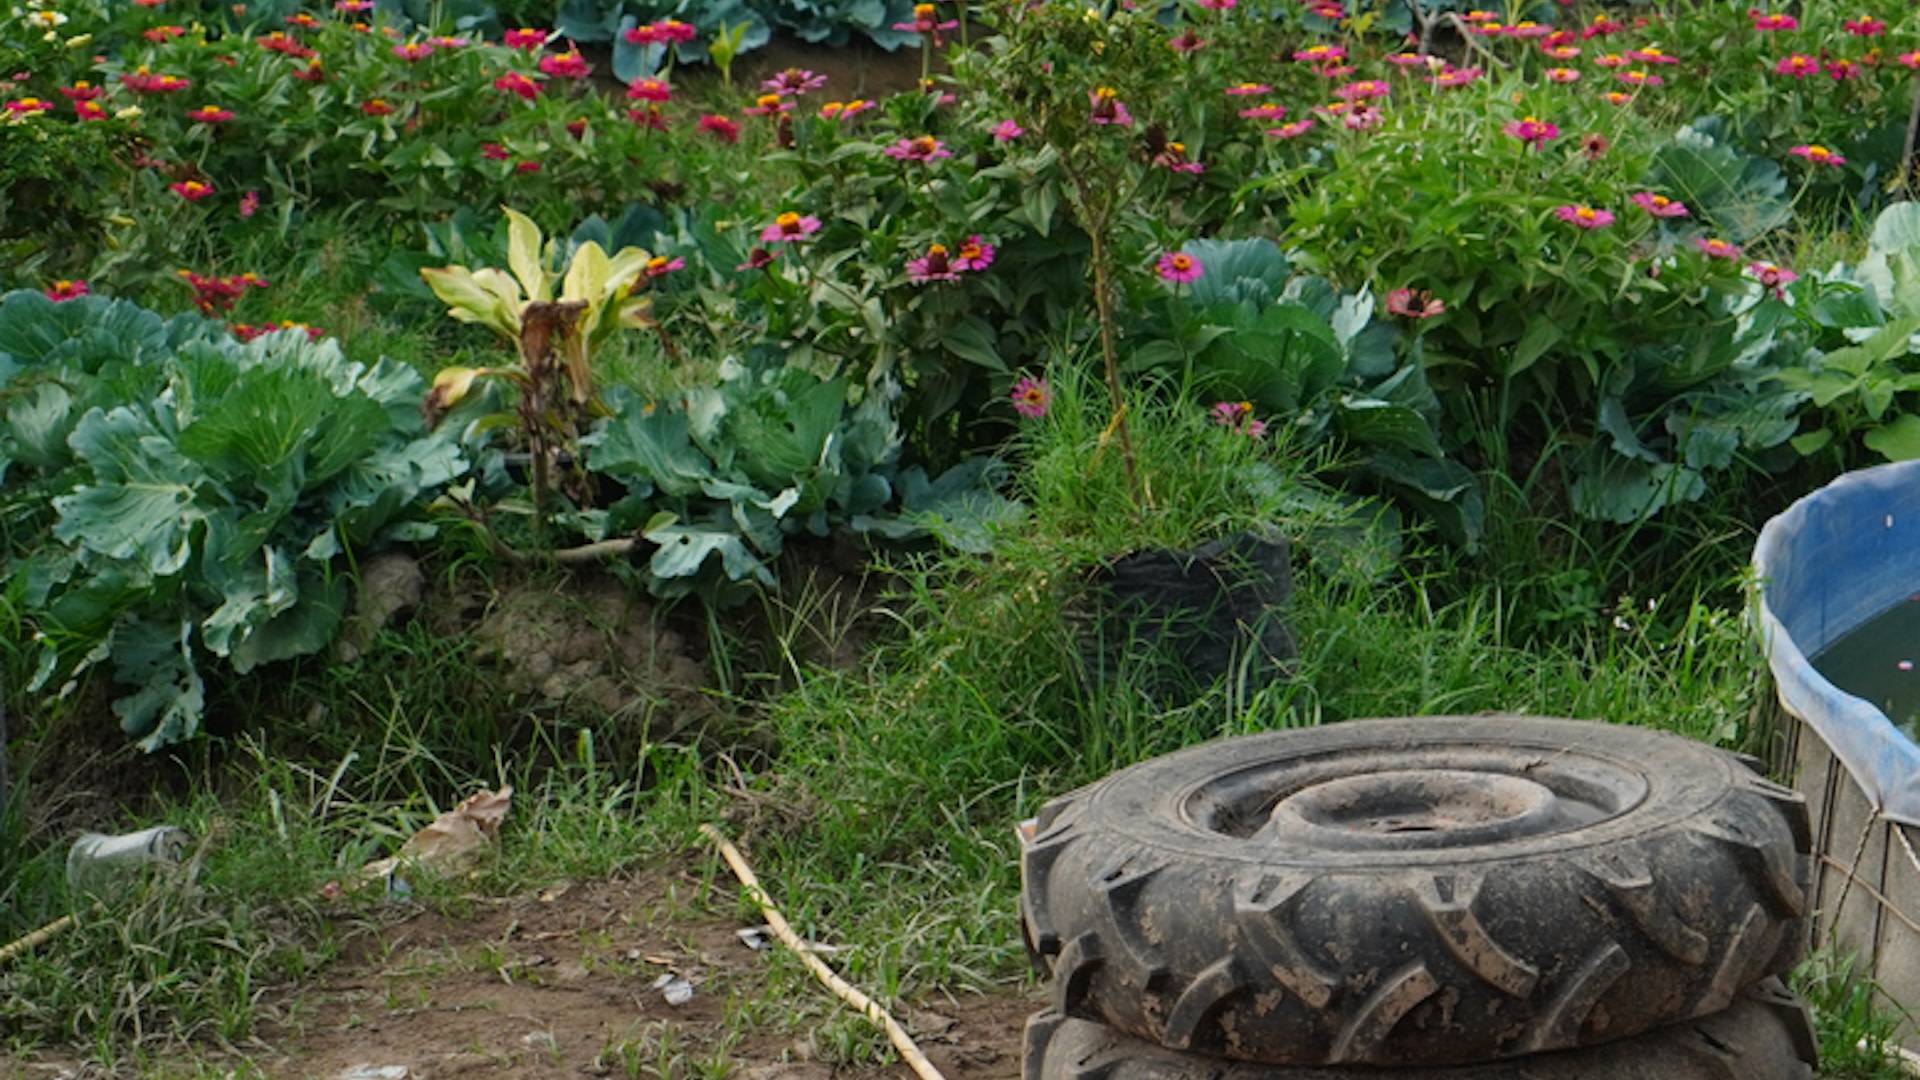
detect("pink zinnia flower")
(644, 255), (684, 278)
(1224, 82), (1271, 96)
(883, 135), (950, 162)
(698, 114), (741, 142)
(1156, 251), (1203, 283)
(1593, 53), (1627, 68)
(1209, 401), (1265, 438)
(906, 243), (961, 283)
(1630, 191), (1688, 218)
(392, 41), (435, 60)
(171, 179), (216, 201)
(1900, 51), (1920, 69)
(743, 93), (794, 115)
(819, 99), (875, 120)
(1616, 70), (1663, 87)
(1748, 261), (1798, 298)
(1011, 376), (1051, 418)
(1694, 237), (1742, 260)
(334, 0), (373, 10)
(1433, 65), (1481, 87)
(626, 77), (671, 102)
(361, 98), (395, 116)
(991, 119), (1024, 141)
(1825, 60), (1859, 81)
(428, 35), (469, 48)
(1554, 204), (1614, 229)
(239, 189), (259, 217)
(953, 235), (995, 272)
(503, 27), (549, 48)
(1167, 30), (1205, 53)
(1625, 46), (1678, 65)
(482, 142), (511, 160)
(762, 67), (827, 96)
(493, 71), (541, 99)
(539, 50), (590, 79)
(1790, 144), (1845, 167)
(1153, 141), (1204, 173)
(761, 212), (822, 243)
(1342, 105), (1382, 131)
(1088, 86), (1132, 125)
(73, 100), (106, 120)
(1504, 116), (1559, 148)
(1845, 16), (1886, 37)
(1546, 67), (1580, 83)
(1292, 43), (1346, 64)
(1238, 102), (1286, 121)
(1775, 53), (1819, 78)
(515, 160), (541, 174)
(58, 82), (102, 101)
(1386, 287), (1444, 319)
(1335, 79), (1388, 101)
(45, 279), (89, 301)
(893, 3), (959, 44)
(1750, 12), (1796, 30)
(1266, 119), (1314, 139)
(736, 248), (775, 272)
(7, 97), (56, 118)
(1197, 0), (1235, 9)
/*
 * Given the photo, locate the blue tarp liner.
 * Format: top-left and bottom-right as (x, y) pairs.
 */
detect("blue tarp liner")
(1754, 460), (1920, 826)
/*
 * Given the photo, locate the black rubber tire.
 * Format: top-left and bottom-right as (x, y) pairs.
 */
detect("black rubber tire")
(1022, 977), (1819, 1080)
(1020, 716), (1812, 1067)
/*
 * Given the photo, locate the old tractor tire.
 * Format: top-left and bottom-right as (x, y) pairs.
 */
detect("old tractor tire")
(1019, 715), (1812, 1068)
(1023, 977), (1819, 1080)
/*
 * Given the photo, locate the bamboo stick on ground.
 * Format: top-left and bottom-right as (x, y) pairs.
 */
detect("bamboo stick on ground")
(0, 915), (74, 968)
(699, 823), (949, 1080)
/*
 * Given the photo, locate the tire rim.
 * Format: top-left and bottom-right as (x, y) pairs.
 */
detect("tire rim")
(1183, 746), (1651, 850)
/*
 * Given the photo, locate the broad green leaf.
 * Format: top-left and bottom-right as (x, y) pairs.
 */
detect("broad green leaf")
(107, 615), (206, 750)
(1509, 318), (1564, 377)
(1185, 238), (1292, 308)
(421, 266), (518, 339)
(54, 407), (205, 576)
(1866, 414), (1920, 461)
(943, 317), (1006, 371)
(644, 520), (774, 584)
(733, 376), (848, 487)
(589, 406), (717, 497)
(7, 381), (76, 470)
(1335, 399), (1442, 458)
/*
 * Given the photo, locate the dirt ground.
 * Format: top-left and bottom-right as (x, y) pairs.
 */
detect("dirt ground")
(4, 865), (1034, 1080)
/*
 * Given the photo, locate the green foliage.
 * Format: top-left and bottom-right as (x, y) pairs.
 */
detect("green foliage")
(585, 353), (1018, 599)
(0, 290), (466, 748)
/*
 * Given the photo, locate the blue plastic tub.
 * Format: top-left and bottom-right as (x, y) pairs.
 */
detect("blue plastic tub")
(1755, 459), (1920, 1038)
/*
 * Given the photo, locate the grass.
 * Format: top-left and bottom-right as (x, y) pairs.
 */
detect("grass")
(0, 364), (1910, 1078)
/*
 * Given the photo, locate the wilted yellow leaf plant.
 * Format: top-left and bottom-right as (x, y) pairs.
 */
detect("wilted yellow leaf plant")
(419, 206), (658, 535)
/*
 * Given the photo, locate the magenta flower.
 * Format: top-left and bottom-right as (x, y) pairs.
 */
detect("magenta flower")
(1503, 116), (1559, 149)
(239, 189), (259, 218)
(1266, 119), (1314, 139)
(1011, 376), (1051, 419)
(44, 279), (88, 301)
(643, 255), (685, 279)
(1089, 87), (1133, 126)
(1546, 67), (1580, 83)
(503, 27), (549, 48)
(1790, 144), (1846, 167)
(1553, 205), (1614, 229)
(1209, 401), (1265, 438)
(883, 135), (951, 162)
(1385, 288), (1445, 319)
(1694, 237), (1743, 260)
(743, 93), (794, 116)
(1432, 65), (1481, 87)
(493, 71), (542, 100)
(1845, 16), (1887, 36)
(736, 248), (775, 272)
(698, 114), (741, 142)
(1223, 82), (1271, 96)
(906, 243), (962, 283)
(626, 19), (696, 44)
(1156, 251), (1203, 283)
(1167, 30), (1205, 52)
(1826, 60), (1860, 81)
(1335, 79), (1388, 101)
(1237, 102), (1286, 121)
(819, 100), (875, 120)
(538, 50), (591, 79)
(1775, 54), (1819, 78)
(1748, 261), (1798, 298)
(761, 212), (822, 243)
(626, 77), (671, 102)
(953, 235), (995, 272)
(991, 119), (1024, 141)
(1630, 192), (1688, 218)
(1750, 12), (1796, 30)
(171, 179), (216, 201)
(1152, 142), (1205, 173)
(188, 104), (233, 123)
(392, 41), (435, 60)
(762, 67), (827, 96)
(893, 3), (959, 45)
